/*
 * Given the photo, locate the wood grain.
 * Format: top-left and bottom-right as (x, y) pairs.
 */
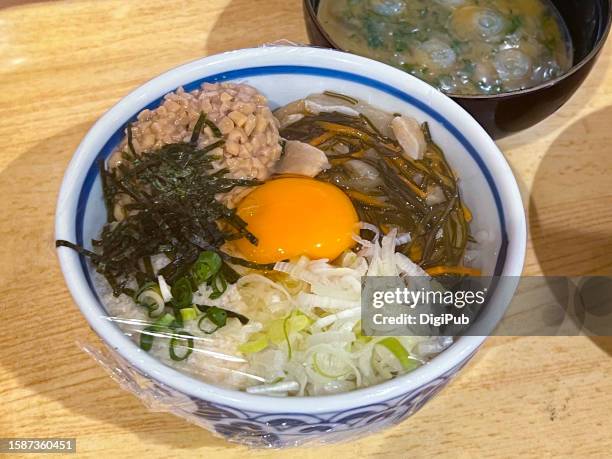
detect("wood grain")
(1, 1), (611, 457)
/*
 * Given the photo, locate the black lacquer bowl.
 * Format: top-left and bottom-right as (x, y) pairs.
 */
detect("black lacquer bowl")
(303, 0), (612, 139)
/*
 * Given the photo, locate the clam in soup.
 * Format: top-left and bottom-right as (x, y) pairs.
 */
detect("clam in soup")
(318, 0), (573, 95)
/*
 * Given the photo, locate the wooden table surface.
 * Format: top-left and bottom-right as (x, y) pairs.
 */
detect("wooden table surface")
(1, 1), (612, 457)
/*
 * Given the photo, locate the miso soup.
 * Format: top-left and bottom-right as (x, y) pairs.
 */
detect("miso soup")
(318, 0), (573, 95)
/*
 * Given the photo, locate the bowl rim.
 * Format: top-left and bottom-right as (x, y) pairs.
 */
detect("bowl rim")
(304, 0), (612, 100)
(55, 45), (526, 414)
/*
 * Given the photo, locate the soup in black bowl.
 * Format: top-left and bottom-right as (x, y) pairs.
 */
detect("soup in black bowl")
(304, 0), (612, 138)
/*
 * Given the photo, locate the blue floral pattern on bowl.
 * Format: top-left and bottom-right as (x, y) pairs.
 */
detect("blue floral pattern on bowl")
(106, 347), (477, 448)
(199, 363), (464, 446)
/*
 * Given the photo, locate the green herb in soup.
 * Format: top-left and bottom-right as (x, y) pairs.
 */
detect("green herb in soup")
(318, 0), (573, 95)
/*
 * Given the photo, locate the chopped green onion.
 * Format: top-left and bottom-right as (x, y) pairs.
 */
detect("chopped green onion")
(136, 283), (165, 318)
(238, 333), (269, 355)
(283, 315), (292, 360)
(180, 307), (198, 322)
(171, 276), (193, 309)
(139, 326), (156, 352)
(287, 313), (310, 333)
(313, 353), (350, 379)
(207, 306), (228, 328)
(274, 312), (311, 361)
(169, 330), (194, 361)
(377, 337), (416, 370)
(171, 303), (184, 329)
(134, 281), (158, 299)
(197, 315), (218, 334)
(191, 251), (222, 286)
(267, 319), (287, 345)
(196, 306), (228, 335)
(209, 272), (227, 300)
(139, 313), (175, 351)
(156, 313), (176, 328)
(357, 334), (373, 344)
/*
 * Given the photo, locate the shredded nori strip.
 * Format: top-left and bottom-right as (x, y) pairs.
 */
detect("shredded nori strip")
(190, 111), (208, 145)
(56, 115), (268, 296)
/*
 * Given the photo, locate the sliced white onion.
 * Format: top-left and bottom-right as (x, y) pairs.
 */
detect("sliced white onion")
(157, 275), (173, 302)
(246, 380), (300, 394)
(395, 252), (429, 277)
(307, 331), (356, 347)
(237, 273), (297, 306)
(137, 289), (165, 317)
(312, 307), (361, 330)
(297, 292), (360, 311)
(311, 283), (360, 302)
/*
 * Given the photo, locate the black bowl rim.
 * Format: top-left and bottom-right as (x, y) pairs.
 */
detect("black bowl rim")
(304, 0), (612, 100)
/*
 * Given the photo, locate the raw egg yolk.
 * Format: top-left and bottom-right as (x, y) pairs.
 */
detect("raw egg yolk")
(234, 178), (359, 263)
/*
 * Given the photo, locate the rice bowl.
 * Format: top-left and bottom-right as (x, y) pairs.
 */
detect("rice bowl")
(55, 46), (526, 446)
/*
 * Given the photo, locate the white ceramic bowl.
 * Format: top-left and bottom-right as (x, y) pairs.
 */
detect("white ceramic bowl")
(55, 46), (526, 447)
